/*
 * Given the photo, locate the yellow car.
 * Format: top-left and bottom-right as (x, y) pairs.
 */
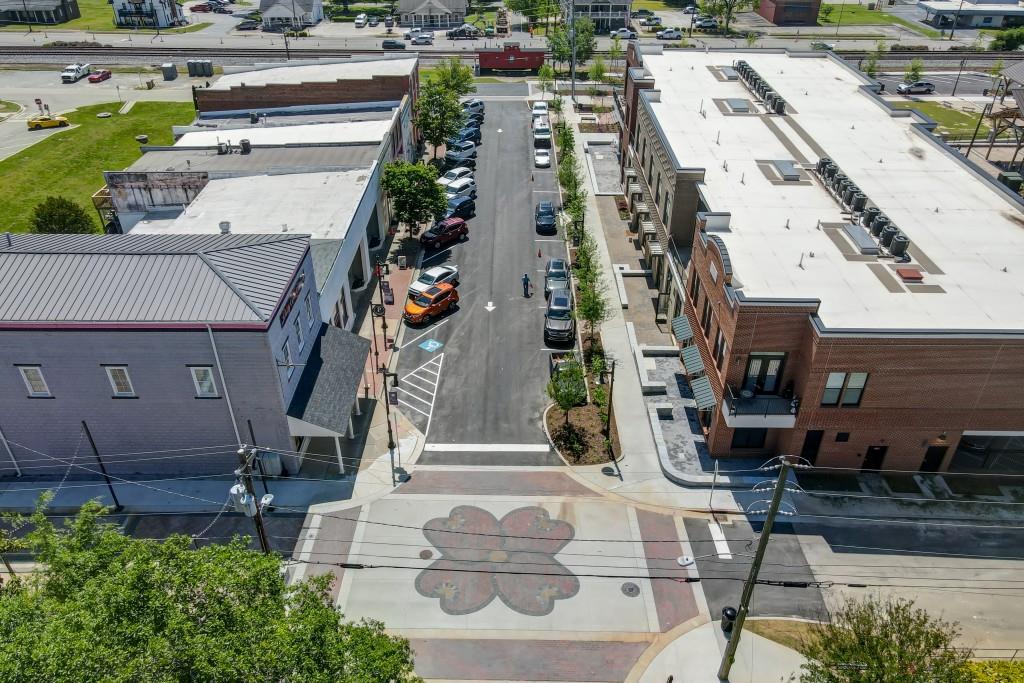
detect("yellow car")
(26, 115), (68, 131)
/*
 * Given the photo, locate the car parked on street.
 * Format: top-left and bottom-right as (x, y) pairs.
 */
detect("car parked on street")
(544, 288), (575, 345)
(382, 39), (406, 49)
(438, 166), (473, 188)
(354, 12), (367, 26)
(683, 5), (698, 12)
(412, 33), (433, 44)
(610, 27), (636, 39)
(421, 217), (468, 249)
(445, 177), (477, 200)
(447, 23), (480, 39)
(532, 101), (548, 118)
(384, 14), (394, 26)
(444, 196), (476, 219)
(544, 258), (569, 298)
(535, 201), (556, 234)
(26, 114), (68, 130)
(640, 15), (661, 25)
(465, 111), (484, 126)
(61, 63), (91, 82)
(462, 98), (485, 114)
(236, 20), (260, 29)
(88, 69), (112, 83)
(533, 119), (551, 146)
(409, 265), (459, 298)
(897, 80), (935, 95)
(809, 41), (835, 50)
(404, 283), (459, 325)
(535, 148), (551, 168)
(444, 140), (477, 165)
(448, 127), (481, 145)
(657, 28), (683, 39)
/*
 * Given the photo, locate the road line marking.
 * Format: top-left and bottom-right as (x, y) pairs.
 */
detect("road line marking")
(397, 387), (432, 405)
(421, 249), (452, 265)
(417, 367), (440, 377)
(397, 399), (431, 417)
(532, 189), (560, 193)
(397, 318), (449, 350)
(400, 374), (436, 392)
(485, 301), (496, 311)
(422, 443), (551, 452)
(708, 521), (733, 559)
(534, 239), (562, 242)
(407, 371), (439, 387)
(423, 352), (444, 439)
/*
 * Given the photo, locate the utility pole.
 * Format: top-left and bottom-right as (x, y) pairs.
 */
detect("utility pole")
(717, 456), (792, 681)
(951, 58), (967, 97)
(376, 259), (391, 367)
(81, 421), (122, 511)
(234, 447), (272, 554)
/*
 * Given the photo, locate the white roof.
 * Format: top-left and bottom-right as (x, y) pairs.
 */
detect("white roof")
(639, 49), (1024, 332)
(132, 170), (373, 241)
(174, 120), (392, 147)
(211, 58), (418, 91)
(919, 0), (1024, 13)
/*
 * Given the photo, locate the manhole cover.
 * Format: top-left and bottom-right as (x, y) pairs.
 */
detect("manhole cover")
(621, 582), (640, 597)
(419, 549), (433, 560)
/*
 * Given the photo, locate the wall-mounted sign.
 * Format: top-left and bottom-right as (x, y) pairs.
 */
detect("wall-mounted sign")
(279, 272), (306, 326)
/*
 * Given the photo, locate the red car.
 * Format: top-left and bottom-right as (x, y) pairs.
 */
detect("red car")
(420, 217), (468, 250)
(190, 3), (211, 10)
(88, 69), (112, 83)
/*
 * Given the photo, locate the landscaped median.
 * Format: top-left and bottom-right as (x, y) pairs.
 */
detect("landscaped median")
(0, 101), (194, 232)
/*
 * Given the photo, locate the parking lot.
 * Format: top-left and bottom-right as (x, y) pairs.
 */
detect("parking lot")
(394, 97), (567, 465)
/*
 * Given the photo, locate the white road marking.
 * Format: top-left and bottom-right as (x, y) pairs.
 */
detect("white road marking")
(423, 353), (443, 439)
(496, 128), (503, 133)
(397, 383), (433, 402)
(396, 318), (449, 350)
(422, 443), (551, 452)
(422, 250), (452, 265)
(532, 189), (560, 193)
(397, 399), (430, 417)
(708, 521), (733, 559)
(485, 301), (496, 311)
(534, 239), (562, 242)
(399, 354), (444, 435)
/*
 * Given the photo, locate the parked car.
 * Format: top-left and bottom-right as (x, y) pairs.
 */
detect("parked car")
(447, 23), (480, 39)
(190, 3), (211, 11)
(236, 20), (260, 29)
(404, 283), (459, 325)
(532, 101), (548, 118)
(461, 117), (481, 132)
(462, 98), (485, 114)
(465, 111), (484, 126)
(544, 258), (569, 297)
(610, 28), (636, 39)
(632, 8), (652, 16)
(26, 114), (68, 130)
(404, 27), (427, 39)
(535, 148), (551, 168)
(384, 14), (394, 26)
(657, 28), (683, 39)
(641, 15), (661, 25)
(544, 288), (575, 344)
(87, 69), (112, 83)
(809, 41), (835, 50)
(535, 201), (556, 234)
(444, 140), (477, 165)
(382, 39), (406, 49)
(533, 119), (551, 146)
(421, 216), (468, 249)
(60, 63), (91, 83)
(438, 166), (473, 188)
(693, 17), (718, 29)
(445, 177), (477, 200)
(412, 33), (433, 44)
(368, 15), (379, 26)
(449, 127), (481, 146)
(409, 265), (459, 298)
(897, 80), (935, 95)
(683, 4), (698, 12)
(444, 196), (476, 220)
(354, 13), (367, 26)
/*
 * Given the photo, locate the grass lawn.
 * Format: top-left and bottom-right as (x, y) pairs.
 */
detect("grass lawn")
(0, 100), (20, 113)
(819, 4), (941, 38)
(0, 101), (195, 232)
(745, 619), (819, 653)
(891, 100), (991, 137)
(631, 0), (670, 11)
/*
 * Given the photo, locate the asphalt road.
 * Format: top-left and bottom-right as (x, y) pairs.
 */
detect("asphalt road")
(395, 97), (566, 465)
(875, 70), (997, 97)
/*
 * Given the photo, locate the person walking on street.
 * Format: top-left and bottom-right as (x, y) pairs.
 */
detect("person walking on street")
(522, 273), (531, 298)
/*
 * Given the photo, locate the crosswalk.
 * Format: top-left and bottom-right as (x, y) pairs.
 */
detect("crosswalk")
(397, 353), (443, 437)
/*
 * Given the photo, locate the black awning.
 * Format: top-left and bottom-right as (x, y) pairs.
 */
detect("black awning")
(287, 324), (370, 435)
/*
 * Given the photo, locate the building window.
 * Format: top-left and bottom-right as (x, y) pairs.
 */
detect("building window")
(105, 366), (135, 397)
(743, 353), (785, 394)
(17, 366), (50, 397)
(304, 292), (315, 329)
(689, 273), (700, 303)
(701, 296), (713, 336)
(282, 341), (294, 378)
(713, 332), (727, 371)
(821, 372), (845, 405)
(836, 432), (850, 442)
(294, 317), (304, 351)
(842, 372), (868, 406)
(731, 428), (767, 449)
(821, 372), (869, 406)
(712, 327), (723, 361)
(190, 367), (218, 398)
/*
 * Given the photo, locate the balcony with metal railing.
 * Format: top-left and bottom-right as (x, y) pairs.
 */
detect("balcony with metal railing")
(722, 384), (798, 429)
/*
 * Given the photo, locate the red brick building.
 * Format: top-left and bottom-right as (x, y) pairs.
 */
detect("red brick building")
(756, 0), (821, 25)
(618, 46), (1024, 473)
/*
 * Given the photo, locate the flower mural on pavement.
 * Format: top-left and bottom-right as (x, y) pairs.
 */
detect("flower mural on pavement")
(415, 505), (580, 616)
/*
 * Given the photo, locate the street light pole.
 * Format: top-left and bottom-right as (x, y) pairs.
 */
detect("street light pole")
(20, 0), (33, 32)
(376, 259), (391, 365)
(951, 58), (967, 97)
(381, 371), (399, 485)
(834, 0), (845, 37)
(949, 0), (966, 40)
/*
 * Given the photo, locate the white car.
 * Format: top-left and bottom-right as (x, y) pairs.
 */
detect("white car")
(354, 12), (367, 27)
(535, 148), (551, 168)
(438, 166), (473, 188)
(445, 176), (477, 200)
(657, 28), (683, 39)
(533, 119), (551, 145)
(683, 5), (698, 12)
(412, 33), (433, 45)
(462, 98), (485, 114)
(531, 101), (548, 118)
(409, 265), (460, 297)
(610, 27), (637, 39)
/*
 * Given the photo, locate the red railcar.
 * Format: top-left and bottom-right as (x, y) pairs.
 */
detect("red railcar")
(476, 42), (546, 73)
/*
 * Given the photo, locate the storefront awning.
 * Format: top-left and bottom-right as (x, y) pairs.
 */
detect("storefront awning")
(689, 376), (717, 410)
(672, 315), (693, 343)
(681, 344), (704, 376)
(287, 325), (370, 436)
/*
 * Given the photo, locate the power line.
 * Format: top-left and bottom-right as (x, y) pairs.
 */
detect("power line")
(800, 489), (1024, 506)
(791, 512), (1024, 531)
(807, 464), (1024, 479)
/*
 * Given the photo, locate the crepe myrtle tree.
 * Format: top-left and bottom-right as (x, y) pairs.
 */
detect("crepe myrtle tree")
(414, 78), (467, 159)
(381, 160), (449, 234)
(547, 358), (587, 426)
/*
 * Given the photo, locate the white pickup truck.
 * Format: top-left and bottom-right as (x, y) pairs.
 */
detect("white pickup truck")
(61, 63), (92, 83)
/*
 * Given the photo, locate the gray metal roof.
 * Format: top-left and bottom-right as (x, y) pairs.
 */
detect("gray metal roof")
(689, 376), (717, 410)
(0, 233), (309, 324)
(1005, 62), (1024, 86)
(288, 325), (371, 434)
(260, 0), (318, 14)
(309, 239), (343, 290)
(125, 143), (381, 174)
(0, 0), (65, 10)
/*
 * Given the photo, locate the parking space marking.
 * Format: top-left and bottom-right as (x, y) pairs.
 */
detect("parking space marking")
(398, 399), (431, 417)
(708, 521), (733, 559)
(397, 319), (449, 350)
(422, 249), (452, 265)
(397, 386), (432, 406)
(400, 353), (444, 438)
(398, 380), (434, 400)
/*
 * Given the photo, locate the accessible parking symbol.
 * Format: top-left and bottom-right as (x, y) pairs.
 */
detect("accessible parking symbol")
(419, 339), (444, 353)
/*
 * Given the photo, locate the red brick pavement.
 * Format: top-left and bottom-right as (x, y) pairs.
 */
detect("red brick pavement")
(394, 470), (599, 497)
(636, 509), (699, 633)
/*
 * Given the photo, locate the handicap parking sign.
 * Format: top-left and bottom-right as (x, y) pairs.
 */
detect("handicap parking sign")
(419, 339), (444, 352)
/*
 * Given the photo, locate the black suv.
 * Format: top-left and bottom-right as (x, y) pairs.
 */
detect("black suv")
(444, 196), (476, 220)
(535, 201), (556, 235)
(544, 288), (575, 345)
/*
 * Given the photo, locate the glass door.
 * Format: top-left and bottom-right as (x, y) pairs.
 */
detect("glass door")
(742, 353), (785, 394)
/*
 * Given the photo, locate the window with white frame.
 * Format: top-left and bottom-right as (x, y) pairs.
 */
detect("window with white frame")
(18, 366), (50, 397)
(190, 366), (218, 398)
(294, 317), (304, 351)
(282, 341), (294, 378)
(304, 292), (315, 329)
(105, 366), (135, 397)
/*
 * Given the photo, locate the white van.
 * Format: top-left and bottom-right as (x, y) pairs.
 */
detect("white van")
(354, 13), (367, 27)
(533, 118), (552, 145)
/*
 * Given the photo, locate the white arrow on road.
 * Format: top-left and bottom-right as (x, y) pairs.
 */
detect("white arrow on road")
(485, 301), (496, 312)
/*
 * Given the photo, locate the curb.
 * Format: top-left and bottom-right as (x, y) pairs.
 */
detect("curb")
(541, 402), (572, 467)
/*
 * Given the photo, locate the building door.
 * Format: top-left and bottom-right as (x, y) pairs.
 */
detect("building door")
(862, 445), (888, 471)
(920, 445), (948, 473)
(800, 430), (824, 465)
(742, 353), (785, 395)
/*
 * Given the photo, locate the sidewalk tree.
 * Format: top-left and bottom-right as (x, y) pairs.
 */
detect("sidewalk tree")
(800, 597), (971, 683)
(30, 196), (95, 234)
(577, 275), (611, 348)
(414, 79), (466, 158)
(548, 17), (597, 69)
(382, 160), (448, 232)
(538, 63), (555, 99)
(547, 359), (587, 426)
(608, 34), (624, 75)
(903, 58), (924, 84)
(700, 0), (757, 35)
(0, 498), (421, 682)
(818, 4), (833, 22)
(430, 56), (476, 98)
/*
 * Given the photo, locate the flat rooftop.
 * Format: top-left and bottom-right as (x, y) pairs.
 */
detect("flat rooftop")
(210, 57), (418, 91)
(131, 170), (373, 242)
(637, 48), (1024, 332)
(184, 107), (396, 133)
(125, 143), (381, 174)
(174, 120), (393, 147)
(918, 0), (1024, 13)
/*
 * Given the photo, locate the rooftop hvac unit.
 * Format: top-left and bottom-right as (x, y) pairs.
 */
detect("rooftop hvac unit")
(843, 185), (859, 206)
(851, 193), (867, 213)
(816, 157), (831, 174)
(774, 98), (786, 115)
(890, 233), (910, 257)
(240, 139), (251, 154)
(870, 214), (889, 237)
(217, 142), (229, 155)
(186, 60), (197, 77)
(861, 206), (880, 227)
(880, 224), (899, 247)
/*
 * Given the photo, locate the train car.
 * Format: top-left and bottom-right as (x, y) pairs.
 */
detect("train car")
(476, 42), (546, 73)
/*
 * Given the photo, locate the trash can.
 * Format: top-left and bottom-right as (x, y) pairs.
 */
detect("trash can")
(721, 606), (737, 633)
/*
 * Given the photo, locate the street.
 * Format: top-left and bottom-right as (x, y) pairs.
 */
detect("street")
(394, 96), (566, 465)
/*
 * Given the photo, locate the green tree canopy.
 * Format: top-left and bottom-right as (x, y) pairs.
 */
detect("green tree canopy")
(990, 27), (1024, 50)
(547, 358), (586, 425)
(31, 196), (96, 234)
(0, 499), (420, 682)
(700, 0), (758, 34)
(414, 79), (466, 158)
(577, 274), (610, 346)
(800, 597), (971, 683)
(547, 18), (596, 68)
(430, 57), (476, 98)
(903, 58), (924, 84)
(381, 160), (449, 229)
(538, 63), (555, 99)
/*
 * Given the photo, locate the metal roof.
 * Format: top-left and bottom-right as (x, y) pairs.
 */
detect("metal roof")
(0, 233), (309, 324)
(689, 376), (717, 410)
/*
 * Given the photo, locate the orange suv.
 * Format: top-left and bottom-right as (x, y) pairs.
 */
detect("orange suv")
(403, 283), (459, 325)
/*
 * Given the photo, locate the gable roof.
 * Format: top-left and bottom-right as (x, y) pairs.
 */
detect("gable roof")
(0, 233), (309, 325)
(259, 0), (318, 14)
